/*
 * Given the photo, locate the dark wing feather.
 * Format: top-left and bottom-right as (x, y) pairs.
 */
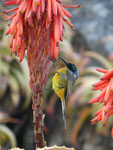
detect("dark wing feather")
(66, 70), (77, 100)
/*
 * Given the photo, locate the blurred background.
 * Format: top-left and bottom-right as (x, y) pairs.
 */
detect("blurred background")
(0, 0), (113, 150)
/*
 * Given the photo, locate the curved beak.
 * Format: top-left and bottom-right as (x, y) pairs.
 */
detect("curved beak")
(58, 56), (68, 66)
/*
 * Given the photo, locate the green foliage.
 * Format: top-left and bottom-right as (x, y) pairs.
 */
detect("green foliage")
(0, 125), (17, 148)
(0, 21), (32, 149)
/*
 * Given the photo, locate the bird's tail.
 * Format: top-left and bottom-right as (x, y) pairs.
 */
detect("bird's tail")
(61, 99), (67, 130)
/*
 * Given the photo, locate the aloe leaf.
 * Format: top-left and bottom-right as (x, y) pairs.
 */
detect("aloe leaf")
(8, 75), (20, 107)
(0, 125), (17, 148)
(85, 51), (112, 69)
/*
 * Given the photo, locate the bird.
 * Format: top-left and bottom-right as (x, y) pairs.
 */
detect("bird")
(52, 56), (79, 129)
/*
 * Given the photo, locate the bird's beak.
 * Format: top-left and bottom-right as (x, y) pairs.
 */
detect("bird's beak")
(58, 56), (68, 66)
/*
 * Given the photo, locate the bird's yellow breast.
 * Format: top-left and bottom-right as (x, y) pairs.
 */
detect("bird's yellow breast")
(52, 68), (68, 101)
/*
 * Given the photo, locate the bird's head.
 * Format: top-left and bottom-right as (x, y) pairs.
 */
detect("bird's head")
(58, 56), (79, 79)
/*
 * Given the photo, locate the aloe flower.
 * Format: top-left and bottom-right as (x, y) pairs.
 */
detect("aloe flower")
(89, 68), (113, 137)
(4, 0), (80, 148)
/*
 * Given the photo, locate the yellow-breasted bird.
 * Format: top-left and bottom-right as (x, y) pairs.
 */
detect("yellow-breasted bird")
(52, 56), (79, 129)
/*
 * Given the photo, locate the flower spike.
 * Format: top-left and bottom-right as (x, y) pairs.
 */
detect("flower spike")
(90, 68), (113, 138)
(4, 0), (80, 61)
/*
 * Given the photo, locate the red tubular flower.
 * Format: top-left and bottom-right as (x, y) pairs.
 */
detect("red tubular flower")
(4, 0), (81, 148)
(112, 127), (113, 137)
(89, 68), (113, 136)
(4, 0), (81, 61)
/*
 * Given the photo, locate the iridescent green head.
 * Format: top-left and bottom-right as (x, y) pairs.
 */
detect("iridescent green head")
(58, 56), (79, 79)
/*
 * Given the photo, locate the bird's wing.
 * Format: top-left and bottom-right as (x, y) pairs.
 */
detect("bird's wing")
(66, 70), (77, 100)
(55, 71), (67, 88)
(55, 71), (67, 80)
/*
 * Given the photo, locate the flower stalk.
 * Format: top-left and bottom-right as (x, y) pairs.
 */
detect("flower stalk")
(26, 15), (50, 147)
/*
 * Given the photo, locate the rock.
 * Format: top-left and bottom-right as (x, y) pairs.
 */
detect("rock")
(70, 0), (113, 55)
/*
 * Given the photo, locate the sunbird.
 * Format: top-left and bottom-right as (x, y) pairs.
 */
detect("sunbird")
(52, 56), (79, 129)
